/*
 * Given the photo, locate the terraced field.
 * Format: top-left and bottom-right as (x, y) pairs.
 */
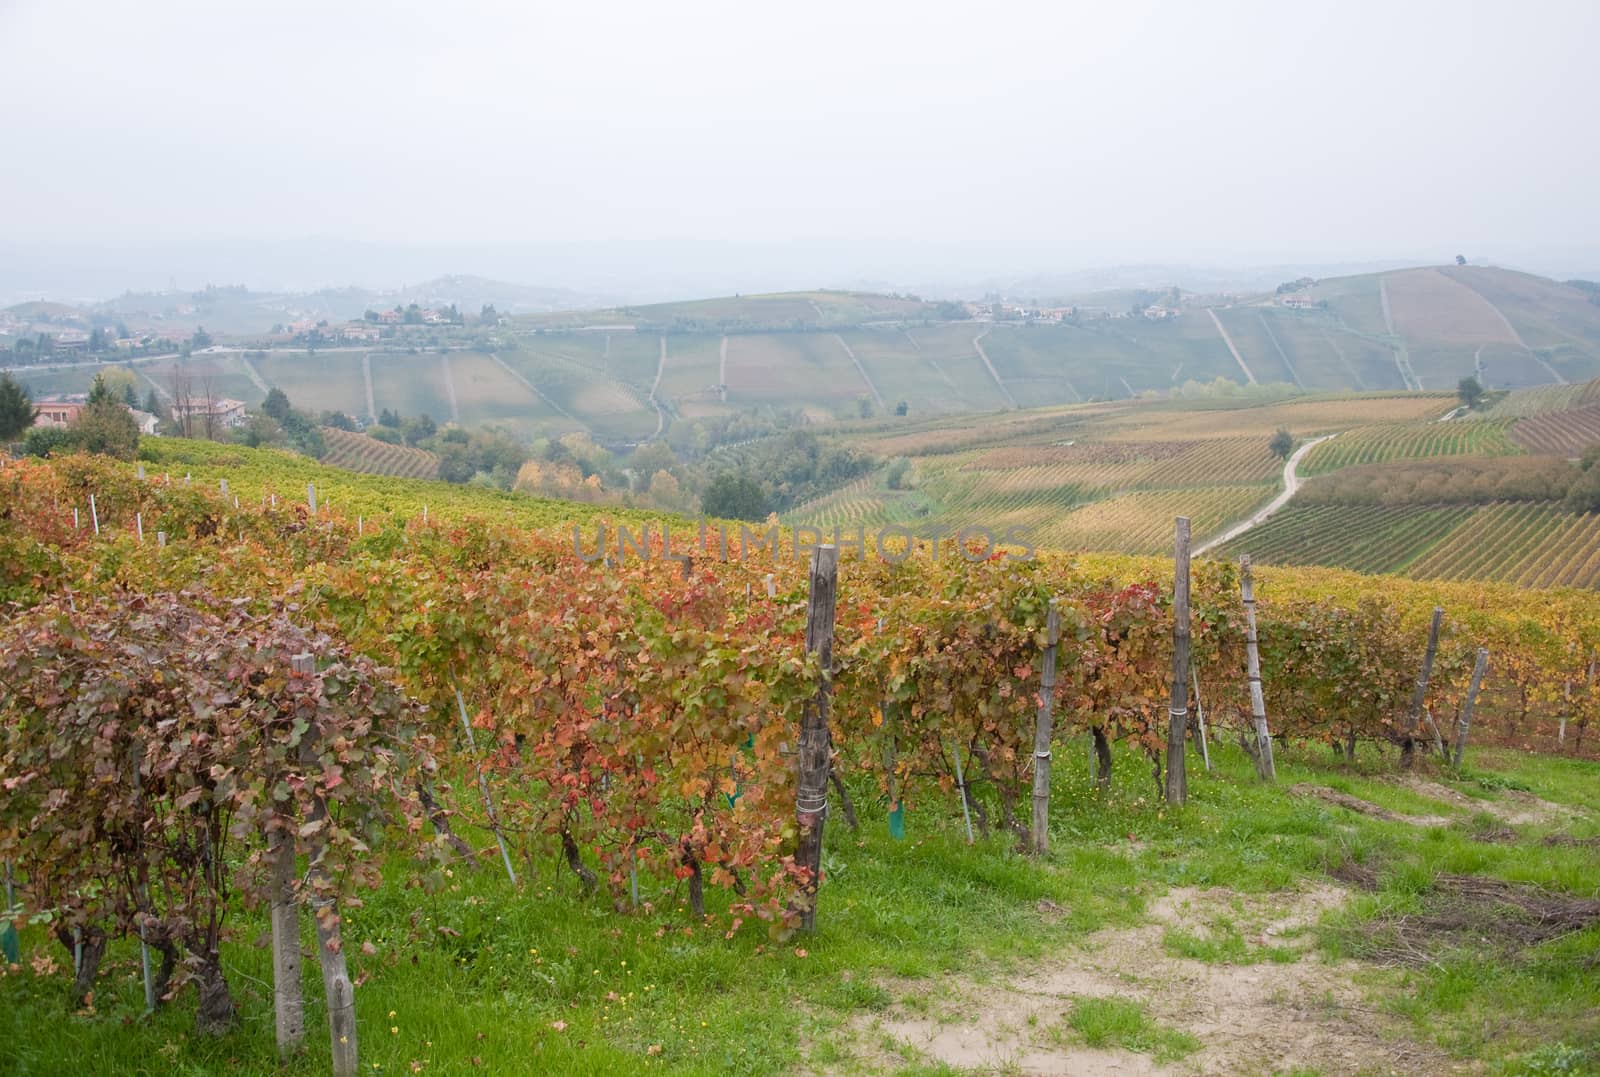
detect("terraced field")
(1216, 503), (1476, 574)
(1406, 503), (1600, 589)
(1299, 419), (1521, 475)
(1510, 404), (1600, 457)
(1480, 379), (1600, 419)
(320, 428), (440, 480)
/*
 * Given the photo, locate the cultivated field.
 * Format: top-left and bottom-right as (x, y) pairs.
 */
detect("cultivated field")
(319, 427), (441, 480)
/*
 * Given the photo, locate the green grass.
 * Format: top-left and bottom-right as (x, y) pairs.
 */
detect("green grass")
(1052, 996), (1200, 1062)
(4, 734), (1596, 1075)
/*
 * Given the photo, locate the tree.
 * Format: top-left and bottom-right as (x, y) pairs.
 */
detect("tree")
(894, 400), (908, 416)
(1458, 376), (1484, 409)
(700, 472), (768, 521)
(1269, 428), (1293, 460)
(261, 386), (292, 421)
(142, 388), (162, 417)
(857, 397), (874, 420)
(0, 372), (38, 440)
(1455, 254), (1467, 266)
(320, 410), (356, 431)
(74, 375), (140, 459)
(378, 408), (400, 428)
(191, 326), (213, 349)
(437, 443), (475, 484)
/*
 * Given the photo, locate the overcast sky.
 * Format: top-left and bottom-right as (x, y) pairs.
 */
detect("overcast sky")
(3, 0), (1597, 290)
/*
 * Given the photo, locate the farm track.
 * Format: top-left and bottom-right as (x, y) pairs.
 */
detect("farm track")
(440, 353), (460, 423)
(236, 352), (272, 397)
(485, 352), (589, 431)
(1206, 309), (1258, 385)
(971, 329), (1017, 408)
(362, 352), (376, 420)
(1379, 277), (1422, 390)
(1195, 433), (1335, 555)
(835, 333), (884, 410)
(1258, 312), (1304, 389)
(647, 336), (667, 439)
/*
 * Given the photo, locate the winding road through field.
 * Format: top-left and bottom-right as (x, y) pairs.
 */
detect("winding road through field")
(1194, 433), (1338, 556)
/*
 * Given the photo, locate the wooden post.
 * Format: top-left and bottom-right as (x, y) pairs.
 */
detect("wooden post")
(357, 515), (363, 537)
(220, 478), (228, 495)
(89, 494), (100, 535)
(73, 507), (79, 530)
(454, 686), (517, 883)
(157, 531), (167, 548)
(291, 653), (358, 1077)
(765, 573), (776, 599)
(136, 463), (146, 480)
(1030, 599), (1061, 854)
(307, 484), (317, 513)
(1166, 518), (1191, 805)
(1191, 667), (1212, 772)
(1401, 607), (1443, 769)
(267, 725), (304, 1062)
(136, 513), (143, 543)
(1239, 556), (1276, 781)
(790, 545), (839, 932)
(1452, 647), (1489, 768)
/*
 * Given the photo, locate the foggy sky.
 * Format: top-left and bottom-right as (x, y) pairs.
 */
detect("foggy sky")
(3, 0), (1597, 290)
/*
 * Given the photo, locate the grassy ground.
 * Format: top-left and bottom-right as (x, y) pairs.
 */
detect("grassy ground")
(4, 739), (1596, 1075)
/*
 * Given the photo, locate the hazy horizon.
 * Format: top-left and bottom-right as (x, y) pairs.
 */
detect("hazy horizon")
(3, 0), (1598, 301)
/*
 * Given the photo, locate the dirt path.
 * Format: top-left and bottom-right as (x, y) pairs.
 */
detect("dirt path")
(236, 351), (273, 397)
(1205, 309), (1257, 385)
(973, 328), (1018, 407)
(1194, 433), (1337, 555)
(1321, 328), (1368, 390)
(718, 335), (728, 403)
(835, 333), (884, 410)
(485, 352), (587, 430)
(646, 336), (667, 439)
(842, 884), (1448, 1075)
(362, 351), (376, 420)
(440, 352), (460, 424)
(1257, 312), (1304, 389)
(1379, 277), (1423, 390)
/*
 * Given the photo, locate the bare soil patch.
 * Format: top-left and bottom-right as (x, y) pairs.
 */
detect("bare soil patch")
(838, 883), (1458, 1075)
(1287, 783), (1452, 827)
(1397, 775), (1568, 827)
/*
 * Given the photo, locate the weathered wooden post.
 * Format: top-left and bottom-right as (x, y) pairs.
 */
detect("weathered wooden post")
(89, 494), (100, 535)
(136, 513), (144, 543)
(1030, 599), (1061, 854)
(1166, 518), (1191, 805)
(790, 544), (839, 932)
(1452, 647), (1489, 768)
(220, 478), (228, 496)
(306, 483), (317, 514)
(157, 531), (167, 548)
(1401, 607), (1444, 769)
(268, 797), (304, 1058)
(136, 463), (146, 480)
(1239, 556), (1276, 781)
(291, 653), (358, 1077)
